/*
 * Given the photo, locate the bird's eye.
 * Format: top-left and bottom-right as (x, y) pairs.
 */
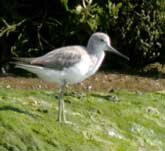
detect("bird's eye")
(100, 39), (104, 42)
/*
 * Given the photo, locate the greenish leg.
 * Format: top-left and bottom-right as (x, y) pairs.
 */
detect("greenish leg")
(58, 91), (62, 123)
(58, 83), (66, 123)
(61, 96), (66, 122)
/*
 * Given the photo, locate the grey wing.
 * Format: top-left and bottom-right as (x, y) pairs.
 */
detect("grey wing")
(31, 47), (82, 70)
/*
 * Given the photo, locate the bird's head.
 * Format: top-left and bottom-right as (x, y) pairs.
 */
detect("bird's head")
(87, 32), (129, 61)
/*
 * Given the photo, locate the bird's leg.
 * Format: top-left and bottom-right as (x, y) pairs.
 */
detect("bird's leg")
(58, 84), (64, 122)
(61, 84), (66, 122)
(62, 98), (66, 122)
(58, 83), (66, 123)
(58, 83), (73, 124)
(58, 88), (62, 123)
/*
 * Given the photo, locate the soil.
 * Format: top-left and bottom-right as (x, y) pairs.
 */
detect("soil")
(0, 71), (165, 92)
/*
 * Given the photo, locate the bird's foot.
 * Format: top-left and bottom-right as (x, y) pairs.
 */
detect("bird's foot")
(57, 118), (74, 125)
(63, 119), (74, 125)
(57, 114), (74, 125)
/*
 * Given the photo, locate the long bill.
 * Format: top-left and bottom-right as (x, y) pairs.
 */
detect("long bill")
(108, 46), (129, 61)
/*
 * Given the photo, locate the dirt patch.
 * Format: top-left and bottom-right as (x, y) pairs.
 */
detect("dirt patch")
(0, 72), (165, 92)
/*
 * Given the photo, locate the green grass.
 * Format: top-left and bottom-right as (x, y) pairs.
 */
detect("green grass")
(0, 88), (165, 151)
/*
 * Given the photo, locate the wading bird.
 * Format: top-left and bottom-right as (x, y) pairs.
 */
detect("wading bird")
(13, 32), (129, 123)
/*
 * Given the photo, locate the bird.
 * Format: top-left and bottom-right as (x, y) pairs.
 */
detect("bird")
(13, 32), (129, 123)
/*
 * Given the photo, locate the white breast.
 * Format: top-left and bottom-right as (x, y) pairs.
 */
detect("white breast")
(85, 51), (105, 78)
(62, 53), (92, 84)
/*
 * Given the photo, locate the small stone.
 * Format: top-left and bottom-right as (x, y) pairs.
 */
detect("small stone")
(6, 85), (11, 89)
(86, 85), (92, 91)
(146, 106), (159, 116)
(108, 95), (119, 102)
(108, 88), (115, 93)
(38, 85), (42, 89)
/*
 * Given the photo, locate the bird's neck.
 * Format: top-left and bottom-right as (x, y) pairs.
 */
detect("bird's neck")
(86, 41), (105, 74)
(91, 51), (105, 67)
(86, 51), (105, 78)
(87, 42), (104, 55)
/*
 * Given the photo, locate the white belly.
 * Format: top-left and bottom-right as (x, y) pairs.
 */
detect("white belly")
(41, 58), (91, 85)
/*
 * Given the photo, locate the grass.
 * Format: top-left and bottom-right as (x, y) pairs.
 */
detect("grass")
(0, 87), (165, 151)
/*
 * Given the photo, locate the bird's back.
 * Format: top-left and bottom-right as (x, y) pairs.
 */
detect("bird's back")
(31, 45), (88, 70)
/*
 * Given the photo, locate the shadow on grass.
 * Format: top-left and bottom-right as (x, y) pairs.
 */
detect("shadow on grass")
(90, 93), (120, 102)
(0, 105), (38, 118)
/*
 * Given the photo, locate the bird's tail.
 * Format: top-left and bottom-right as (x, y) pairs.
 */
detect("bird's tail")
(10, 57), (41, 73)
(12, 57), (36, 64)
(14, 63), (43, 75)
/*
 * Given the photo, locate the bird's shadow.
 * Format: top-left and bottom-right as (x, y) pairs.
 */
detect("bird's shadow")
(65, 91), (120, 103)
(0, 105), (37, 118)
(90, 93), (120, 102)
